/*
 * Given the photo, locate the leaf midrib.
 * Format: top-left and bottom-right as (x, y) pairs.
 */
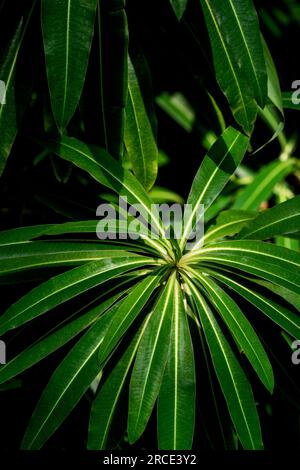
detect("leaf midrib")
(197, 244), (300, 269)
(57, 139), (166, 242)
(204, 216), (254, 243)
(238, 161), (293, 210)
(181, 132), (240, 250)
(60, 0), (71, 129)
(190, 282), (255, 448)
(2, 258), (148, 328)
(210, 270), (300, 333)
(25, 325), (106, 449)
(204, 0), (251, 129)
(195, 272), (271, 387)
(227, 0), (263, 105)
(127, 84), (148, 187)
(99, 316), (150, 449)
(242, 212), (300, 239)
(132, 274), (175, 436)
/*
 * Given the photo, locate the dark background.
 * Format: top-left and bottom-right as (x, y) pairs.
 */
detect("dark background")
(0, 0), (300, 451)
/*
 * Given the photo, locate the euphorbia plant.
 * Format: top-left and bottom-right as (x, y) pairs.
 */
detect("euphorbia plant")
(0, 0), (300, 451)
(0, 127), (300, 449)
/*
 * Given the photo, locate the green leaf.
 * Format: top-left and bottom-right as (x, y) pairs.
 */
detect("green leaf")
(48, 136), (171, 257)
(181, 127), (249, 251)
(42, 0), (98, 131)
(0, 242), (138, 275)
(262, 37), (283, 115)
(170, 0), (189, 20)
(276, 236), (299, 252)
(256, 106), (285, 153)
(250, 279), (300, 312)
(200, 0), (266, 133)
(0, 220), (159, 256)
(149, 186), (184, 205)
(207, 0), (266, 106)
(88, 316), (150, 450)
(204, 210), (256, 244)
(0, 225), (55, 245)
(0, 21), (22, 176)
(21, 309), (116, 449)
(0, 2), (36, 176)
(190, 240), (300, 295)
(282, 91), (300, 111)
(232, 159), (295, 210)
(186, 279), (263, 449)
(205, 269), (300, 340)
(157, 278), (195, 450)
(125, 56), (158, 191)
(156, 92), (195, 132)
(240, 196), (300, 240)
(0, 292), (123, 385)
(96, 0), (128, 157)
(128, 272), (176, 443)
(128, 51), (157, 139)
(97, 270), (165, 366)
(254, 38), (285, 153)
(191, 270), (274, 391)
(0, 256), (156, 335)
(204, 195), (232, 223)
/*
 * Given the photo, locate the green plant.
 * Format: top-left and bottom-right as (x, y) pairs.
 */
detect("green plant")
(0, 0), (300, 451)
(1, 127), (300, 449)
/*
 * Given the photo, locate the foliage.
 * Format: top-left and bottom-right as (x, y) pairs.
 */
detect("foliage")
(0, 0), (300, 451)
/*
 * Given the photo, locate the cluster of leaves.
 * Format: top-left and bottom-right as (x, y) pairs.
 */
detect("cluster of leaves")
(0, 0), (300, 450)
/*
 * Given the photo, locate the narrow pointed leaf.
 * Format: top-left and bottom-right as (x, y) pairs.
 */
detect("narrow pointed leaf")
(128, 273), (176, 443)
(0, 1), (36, 175)
(0, 225), (56, 245)
(0, 221), (160, 256)
(0, 256), (156, 335)
(149, 186), (184, 205)
(88, 316), (150, 450)
(156, 92), (195, 133)
(203, 0), (267, 106)
(191, 240), (300, 295)
(186, 279), (263, 449)
(254, 38), (285, 152)
(200, 0), (263, 133)
(240, 196), (300, 240)
(205, 269), (300, 340)
(0, 21), (22, 175)
(181, 127), (249, 251)
(192, 270), (274, 391)
(262, 37), (283, 115)
(98, 270), (164, 365)
(232, 159), (295, 210)
(157, 278), (196, 450)
(252, 280), (300, 312)
(204, 210), (256, 244)
(0, 242), (137, 275)
(0, 293), (123, 385)
(125, 56), (158, 192)
(47, 136), (170, 253)
(21, 309), (116, 450)
(169, 0), (188, 20)
(96, 0), (128, 157)
(42, 0), (98, 131)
